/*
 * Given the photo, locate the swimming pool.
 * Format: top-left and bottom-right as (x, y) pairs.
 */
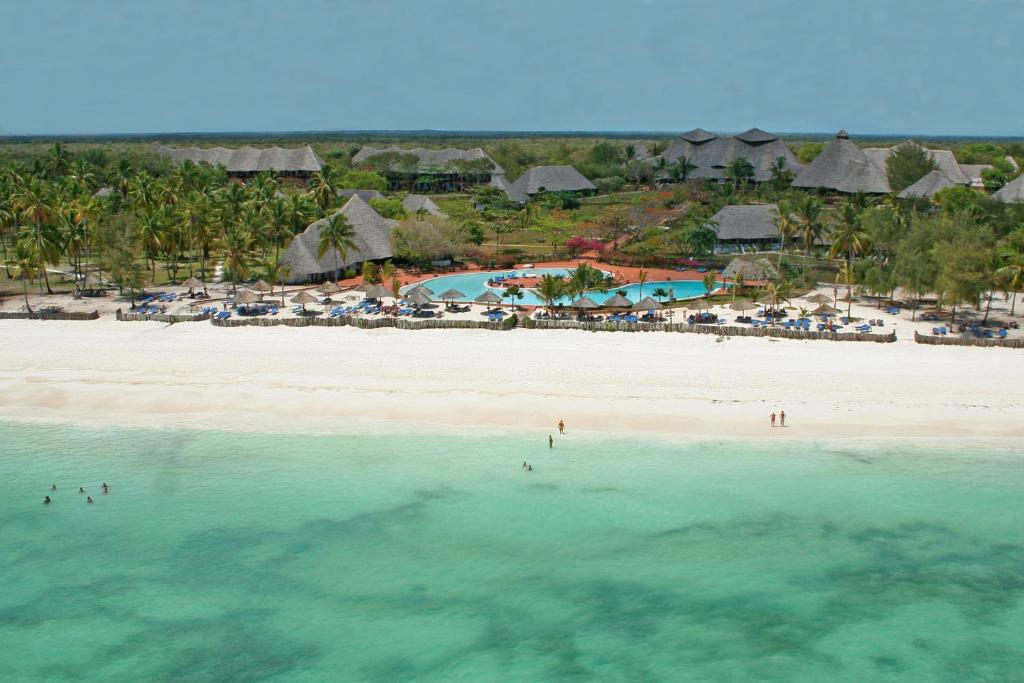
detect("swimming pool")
(404, 268), (720, 306)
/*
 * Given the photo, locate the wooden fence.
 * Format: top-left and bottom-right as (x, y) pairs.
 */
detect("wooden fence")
(524, 317), (896, 342)
(115, 309), (210, 323)
(209, 314), (515, 331)
(914, 330), (1023, 349)
(0, 310), (99, 321)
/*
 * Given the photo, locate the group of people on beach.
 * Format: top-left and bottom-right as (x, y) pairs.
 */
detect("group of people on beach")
(770, 411), (787, 428)
(43, 481), (109, 504)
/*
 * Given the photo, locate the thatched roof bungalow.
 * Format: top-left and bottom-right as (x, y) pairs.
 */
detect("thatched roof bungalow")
(723, 257), (779, 283)
(993, 174), (1024, 203)
(157, 145), (323, 177)
(656, 127), (803, 182)
(402, 194), (446, 217)
(709, 204), (780, 253)
(791, 130), (891, 194)
(337, 189), (384, 202)
(279, 195), (396, 283)
(896, 170), (959, 199)
(512, 165), (596, 196)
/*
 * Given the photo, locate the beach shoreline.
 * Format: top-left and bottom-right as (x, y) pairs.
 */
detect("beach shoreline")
(1, 320), (1021, 442)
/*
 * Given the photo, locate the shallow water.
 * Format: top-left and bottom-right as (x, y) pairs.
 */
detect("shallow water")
(1, 422), (1022, 682)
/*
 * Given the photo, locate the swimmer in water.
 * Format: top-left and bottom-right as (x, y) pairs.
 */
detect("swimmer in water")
(549, 435), (553, 449)
(102, 482), (109, 493)
(523, 461), (527, 468)
(79, 487), (85, 493)
(51, 483), (57, 491)
(44, 496), (51, 505)
(87, 496), (94, 504)
(527, 465), (533, 471)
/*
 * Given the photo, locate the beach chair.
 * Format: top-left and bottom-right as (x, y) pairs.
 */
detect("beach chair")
(939, 327), (947, 335)
(998, 329), (1008, 339)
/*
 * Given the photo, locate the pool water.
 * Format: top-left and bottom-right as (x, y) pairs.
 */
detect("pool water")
(405, 268), (719, 306)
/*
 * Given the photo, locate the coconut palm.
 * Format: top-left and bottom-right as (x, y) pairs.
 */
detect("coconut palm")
(11, 178), (57, 292)
(703, 270), (718, 303)
(995, 242), (1024, 315)
(308, 165), (338, 213)
(6, 238), (39, 311)
(536, 273), (566, 311)
(258, 257), (292, 307)
(637, 268), (649, 301)
(221, 225), (253, 293)
(317, 213), (356, 283)
(669, 156), (697, 183)
(504, 284), (524, 310)
(137, 208), (165, 278)
(774, 199), (798, 271)
(828, 201), (869, 307)
(652, 287), (668, 302)
(794, 194), (824, 281)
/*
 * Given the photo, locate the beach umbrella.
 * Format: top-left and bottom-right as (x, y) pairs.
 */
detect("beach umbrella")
(363, 284), (396, 300)
(729, 301), (758, 312)
(812, 304), (841, 316)
(438, 288), (465, 305)
(572, 296), (600, 310)
(633, 297), (662, 311)
(475, 291), (503, 305)
(407, 284), (435, 296)
(251, 279), (273, 293)
(406, 289), (432, 307)
(805, 293), (832, 305)
(234, 289), (259, 305)
(355, 282), (375, 292)
(603, 293), (634, 308)
(181, 276), (203, 291)
(318, 282), (342, 295)
(291, 290), (317, 312)
(685, 300), (712, 311)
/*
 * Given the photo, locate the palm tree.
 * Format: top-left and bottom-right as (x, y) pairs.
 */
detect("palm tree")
(669, 156), (697, 183)
(12, 178), (57, 293)
(536, 273), (566, 311)
(774, 199), (798, 271)
(794, 194), (824, 282)
(308, 165), (338, 214)
(995, 242), (1024, 315)
(637, 268), (649, 301)
(317, 213), (356, 283)
(761, 280), (792, 325)
(138, 209), (165, 278)
(258, 257), (292, 307)
(828, 202), (869, 307)
(703, 270), (718, 305)
(221, 225), (254, 293)
(504, 284), (524, 310)
(652, 287), (668, 302)
(6, 238), (39, 311)
(837, 262), (855, 318)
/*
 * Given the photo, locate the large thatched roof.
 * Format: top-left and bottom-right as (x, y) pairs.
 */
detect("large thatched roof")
(658, 127), (803, 182)
(511, 165), (596, 196)
(723, 257), (779, 282)
(709, 204), (780, 241)
(791, 130), (890, 194)
(993, 173), (1024, 202)
(488, 174), (529, 204)
(402, 194), (446, 217)
(280, 195), (397, 282)
(351, 146), (504, 175)
(157, 145), (323, 174)
(897, 170), (958, 199)
(863, 142), (970, 185)
(337, 189), (384, 202)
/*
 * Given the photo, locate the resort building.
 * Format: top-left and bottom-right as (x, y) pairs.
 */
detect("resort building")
(722, 256), (779, 283)
(993, 174), (1024, 202)
(491, 165), (597, 204)
(279, 195), (397, 283)
(402, 194), (446, 217)
(793, 131), (994, 196)
(351, 146), (503, 191)
(337, 189), (384, 202)
(156, 145), (324, 178)
(708, 204), (781, 253)
(655, 127), (803, 182)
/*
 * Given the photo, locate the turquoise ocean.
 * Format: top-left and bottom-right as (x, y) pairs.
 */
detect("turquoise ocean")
(1, 421), (1022, 682)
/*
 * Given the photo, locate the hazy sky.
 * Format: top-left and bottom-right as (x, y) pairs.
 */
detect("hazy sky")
(1, 0), (1021, 136)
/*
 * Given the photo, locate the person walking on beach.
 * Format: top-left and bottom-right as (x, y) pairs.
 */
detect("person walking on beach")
(558, 419), (565, 435)
(770, 412), (776, 428)
(780, 411), (786, 427)
(549, 435), (554, 449)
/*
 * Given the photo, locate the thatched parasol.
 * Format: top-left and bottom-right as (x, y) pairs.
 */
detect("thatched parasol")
(291, 291), (317, 310)
(363, 284), (396, 300)
(804, 293), (832, 305)
(572, 296), (600, 310)
(407, 284), (435, 296)
(355, 282), (374, 292)
(318, 282), (342, 295)
(405, 290), (432, 307)
(438, 288), (465, 302)
(685, 300), (712, 311)
(251, 280), (273, 293)
(181, 276), (204, 290)
(729, 300), (758, 312)
(475, 291), (503, 305)
(812, 304), (841, 316)
(603, 293), (633, 308)
(234, 289), (259, 305)
(633, 297), (663, 311)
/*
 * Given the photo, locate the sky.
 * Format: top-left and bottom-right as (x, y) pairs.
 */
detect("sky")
(1, 0), (1021, 137)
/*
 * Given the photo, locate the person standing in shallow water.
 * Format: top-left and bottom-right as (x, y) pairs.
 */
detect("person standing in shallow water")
(770, 412), (776, 428)
(549, 435), (553, 449)
(780, 411), (786, 427)
(558, 420), (565, 435)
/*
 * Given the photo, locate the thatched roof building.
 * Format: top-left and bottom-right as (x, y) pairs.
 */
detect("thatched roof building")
(351, 146), (504, 175)
(656, 127), (803, 182)
(511, 165), (596, 196)
(709, 204), (780, 250)
(489, 174), (529, 204)
(337, 189), (384, 202)
(723, 257), (779, 282)
(791, 130), (890, 194)
(993, 174), (1024, 203)
(157, 145), (323, 176)
(279, 195), (396, 283)
(402, 194), (446, 217)
(897, 170), (958, 199)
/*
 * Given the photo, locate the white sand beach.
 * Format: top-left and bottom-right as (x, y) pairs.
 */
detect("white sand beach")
(0, 319), (1020, 440)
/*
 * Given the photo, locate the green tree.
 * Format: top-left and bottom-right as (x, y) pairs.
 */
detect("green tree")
(723, 158), (755, 189)
(774, 199), (798, 271)
(6, 237), (40, 311)
(317, 213), (357, 283)
(536, 273), (566, 311)
(886, 142), (938, 193)
(794, 194), (824, 281)
(827, 201), (869, 305)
